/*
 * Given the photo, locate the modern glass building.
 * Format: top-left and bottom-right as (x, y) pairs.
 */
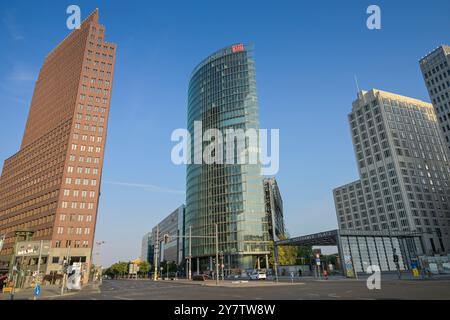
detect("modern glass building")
(264, 177), (286, 241)
(186, 44), (270, 273)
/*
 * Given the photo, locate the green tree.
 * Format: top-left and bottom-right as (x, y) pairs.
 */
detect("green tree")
(109, 261), (128, 278)
(277, 245), (298, 266)
(138, 261), (151, 276)
(296, 246), (313, 265)
(268, 236), (298, 267)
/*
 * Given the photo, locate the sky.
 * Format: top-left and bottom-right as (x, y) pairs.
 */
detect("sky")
(0, 0), (449, 266)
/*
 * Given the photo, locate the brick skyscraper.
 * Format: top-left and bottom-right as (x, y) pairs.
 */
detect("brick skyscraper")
(0, 9), (116, 281)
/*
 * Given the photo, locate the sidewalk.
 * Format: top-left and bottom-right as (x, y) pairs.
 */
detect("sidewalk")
(0, 282), (100, 300)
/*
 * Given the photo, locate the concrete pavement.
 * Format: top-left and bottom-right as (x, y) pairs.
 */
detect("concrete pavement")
(0, 282), (100, 300)
(44, 278), (450, 300)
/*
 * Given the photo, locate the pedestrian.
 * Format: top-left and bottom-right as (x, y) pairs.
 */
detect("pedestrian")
(0, 273), (6, 290)
(298, 269), (302, 277)
(323, 269), (328, 280)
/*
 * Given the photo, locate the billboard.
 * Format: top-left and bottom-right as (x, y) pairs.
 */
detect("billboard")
(15, 240), (51, 257)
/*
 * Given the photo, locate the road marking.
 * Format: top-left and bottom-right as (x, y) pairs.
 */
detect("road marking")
(328, 293), (341, 298)
(114, 296), (133, 300)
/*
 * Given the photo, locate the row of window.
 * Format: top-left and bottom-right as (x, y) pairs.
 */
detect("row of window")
(59, 214), (93, 222)
(68, 154), (100, 164)
(79, 94), (108, 104)
(73, 133), (103, 143)
(56, 226), (91, 235)
(64, 177), (97, 186)
(70, 144), (102, 153)
(74, 123), (104, 133)
(54, 240), (89, 248)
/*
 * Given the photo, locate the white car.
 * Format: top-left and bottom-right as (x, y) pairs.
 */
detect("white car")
(249, 271), (267, 280)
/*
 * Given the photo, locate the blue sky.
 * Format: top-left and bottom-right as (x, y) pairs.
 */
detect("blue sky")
(0, 0), (449, 266)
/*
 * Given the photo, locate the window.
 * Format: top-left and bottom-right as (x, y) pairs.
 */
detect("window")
(84, 228), (91, 235)
(57, 227), (64, 234)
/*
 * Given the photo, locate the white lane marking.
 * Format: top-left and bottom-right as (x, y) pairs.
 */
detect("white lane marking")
(114, 296), (133, 300)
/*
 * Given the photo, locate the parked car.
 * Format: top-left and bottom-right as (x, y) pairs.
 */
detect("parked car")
(192, 274), (209, 281)
(249, 271), (266, 280)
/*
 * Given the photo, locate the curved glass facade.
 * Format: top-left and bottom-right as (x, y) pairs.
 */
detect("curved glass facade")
(186, 44), (270, 272)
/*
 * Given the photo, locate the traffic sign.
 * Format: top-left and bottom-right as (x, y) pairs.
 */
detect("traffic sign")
(34, 284), (41, 296)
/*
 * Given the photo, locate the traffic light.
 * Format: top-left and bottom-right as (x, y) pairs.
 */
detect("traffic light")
(393, 254), (399, 263)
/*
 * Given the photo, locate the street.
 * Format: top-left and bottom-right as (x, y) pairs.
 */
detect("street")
(43, 278), (450, 300)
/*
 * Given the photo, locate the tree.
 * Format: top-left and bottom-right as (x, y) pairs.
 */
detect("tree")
(296, 246), (313, 265)
(138, 261), (151, 276)
(277, 245), (298, 266)
(268, 236), (298, 267)
(108, 261), (128, 278)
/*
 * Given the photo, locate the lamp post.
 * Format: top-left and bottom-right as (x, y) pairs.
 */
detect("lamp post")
(95, 241), (105, 284)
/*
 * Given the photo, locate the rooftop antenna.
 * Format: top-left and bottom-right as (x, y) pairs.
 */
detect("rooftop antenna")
(354, 74), (361, 97)
(354, 74), (367, 104)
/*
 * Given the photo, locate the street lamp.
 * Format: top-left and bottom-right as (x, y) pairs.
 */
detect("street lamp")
(95, 241), (105, 284)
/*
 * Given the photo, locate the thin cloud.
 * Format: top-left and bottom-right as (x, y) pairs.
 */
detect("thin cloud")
(2, 10), (24, 41)
(0, 64), (36, 107)
(103, 180), (185, 195)
(7, 64), (36, 82)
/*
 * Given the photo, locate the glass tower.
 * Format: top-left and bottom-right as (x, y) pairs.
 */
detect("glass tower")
(186, 44), (270, 273)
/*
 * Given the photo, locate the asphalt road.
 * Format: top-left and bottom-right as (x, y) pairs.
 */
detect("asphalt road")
(49, 278), (450, 300)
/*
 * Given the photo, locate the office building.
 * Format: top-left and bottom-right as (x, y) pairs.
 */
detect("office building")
(263, 177), (286, 241)
(419, 45), (450, 150)
(0, 9), (116, 282)
(186, 44), (270, 273)
(141, 232), (152, 263)
(333, 89), (450, 256)
(151, 205), (185, 266)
